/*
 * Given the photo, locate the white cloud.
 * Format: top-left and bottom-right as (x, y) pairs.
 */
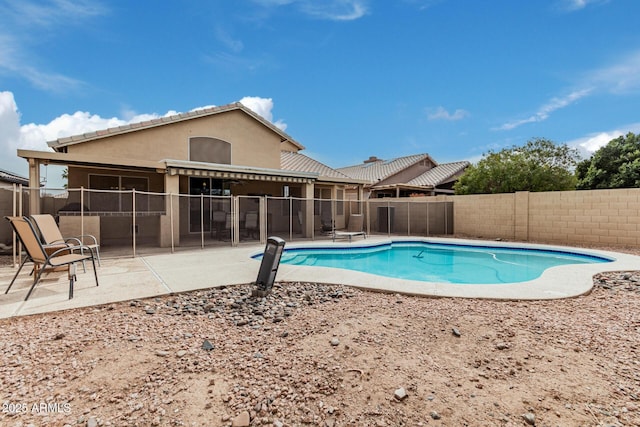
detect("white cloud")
(498, 88), (592, 131)
(0, 92), (22, 172)
(0, 0), (107, 93)
(2, 0), (107, 28)
(215, 27), (244, 53)
(0, 93), (288, 180)
(251, 0), (369, 21)
(558, 0), (609, 12)
(427, 106), (469, 121)
(497, 50), (640, 132)
(239, 96), (288, 130)
(302, 1), (368, 21)
(203, 51), (272, 73)
(587, 50), (640, 95)
(565, 123), (640, 157)
(401, 0), (444, 11)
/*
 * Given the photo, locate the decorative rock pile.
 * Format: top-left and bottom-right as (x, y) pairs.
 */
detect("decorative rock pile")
(595, 271), (640, 293)
(133, 282), (355, 328)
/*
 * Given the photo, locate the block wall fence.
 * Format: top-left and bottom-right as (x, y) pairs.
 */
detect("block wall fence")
(442, 188), (640, 247)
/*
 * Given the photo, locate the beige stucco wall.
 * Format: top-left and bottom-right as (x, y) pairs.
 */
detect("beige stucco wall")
(65, 110), (285, 169)
(448, 188), (640, 247)
(67, 167), (164, 193)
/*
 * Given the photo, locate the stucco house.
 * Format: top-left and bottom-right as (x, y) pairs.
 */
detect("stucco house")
(17, 102), (365, 247)
(337, 154), (469, 198)
(0, 169), (29, 187)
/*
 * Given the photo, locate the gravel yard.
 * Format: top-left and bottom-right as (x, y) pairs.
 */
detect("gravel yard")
(0, 247), (639, 427)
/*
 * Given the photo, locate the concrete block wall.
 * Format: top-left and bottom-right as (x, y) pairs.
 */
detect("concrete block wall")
(528, 188), (640, 246)
(449, 193), (516, 239)
(448, 188), (640, 247)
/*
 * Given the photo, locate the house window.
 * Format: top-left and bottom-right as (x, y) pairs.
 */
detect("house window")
(190, 137), (231, 164)
(314, 188), (332, 216)
(88, 174), (149, 212)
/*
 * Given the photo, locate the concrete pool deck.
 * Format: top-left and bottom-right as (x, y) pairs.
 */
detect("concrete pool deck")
(1, 236), (639, 319)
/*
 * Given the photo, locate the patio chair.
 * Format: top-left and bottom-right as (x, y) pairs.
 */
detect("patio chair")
(320, 209), (334, 235)
(4, 216), (99, 300)
(333, 214), (367, 243)
(30, 214), (101, 267)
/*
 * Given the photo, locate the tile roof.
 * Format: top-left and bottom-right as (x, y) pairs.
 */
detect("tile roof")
(0, 169), (29, 186)
(406, 161), (470, 187)
(336, 154), (431, 183)
(280, 151), (353, 180)
(47, 102), (304, 151)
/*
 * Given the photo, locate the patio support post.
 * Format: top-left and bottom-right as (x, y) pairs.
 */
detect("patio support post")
(330, 186), (338, 230)
(233, 196), (240, 246)
(161, 174), (180, 249)
(27, 158), (40, 215)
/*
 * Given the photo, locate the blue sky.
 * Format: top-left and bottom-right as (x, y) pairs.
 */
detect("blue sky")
(1, 0), (640, 188)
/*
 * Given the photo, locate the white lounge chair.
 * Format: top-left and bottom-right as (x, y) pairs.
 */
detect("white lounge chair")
(333, 214), (367, 243)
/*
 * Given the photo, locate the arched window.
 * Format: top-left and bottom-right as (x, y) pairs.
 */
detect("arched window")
(189, 137), (231, 164)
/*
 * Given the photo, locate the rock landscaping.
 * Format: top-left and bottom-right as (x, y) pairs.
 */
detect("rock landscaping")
(0, 257), (639, 426)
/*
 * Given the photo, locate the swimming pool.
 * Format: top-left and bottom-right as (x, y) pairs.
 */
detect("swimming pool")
(269, 241), (613, 284)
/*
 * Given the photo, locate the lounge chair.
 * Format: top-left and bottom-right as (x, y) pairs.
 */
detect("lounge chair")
(4, 216), (99, 300)
(333, 214), (367, 243)
(30, 214), (101, 267)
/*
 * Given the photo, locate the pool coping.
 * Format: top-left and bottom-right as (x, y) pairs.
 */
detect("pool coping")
(262, 237), (640, 300)
(1, 237), (638, 319)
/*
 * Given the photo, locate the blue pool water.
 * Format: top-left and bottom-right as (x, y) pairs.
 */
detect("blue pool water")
(269, 241), (612, 284)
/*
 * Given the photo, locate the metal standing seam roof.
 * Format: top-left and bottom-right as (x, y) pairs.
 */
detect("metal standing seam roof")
(46, 102), (304, 151)
(336, 154), (431, 183)
(406, 161), (471, 187)
(280, 151), (355, 181)
(0, 169), (29, 186)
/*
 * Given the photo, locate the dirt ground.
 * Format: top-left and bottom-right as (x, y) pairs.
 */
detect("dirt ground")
(0, 249), (639, 427)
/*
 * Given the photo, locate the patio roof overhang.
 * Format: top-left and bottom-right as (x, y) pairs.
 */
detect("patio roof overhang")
(370, 183), (435, 192)
(17, 150), (353, 186)
(163, 159), (319, 184)
(17, 149), (163, 172)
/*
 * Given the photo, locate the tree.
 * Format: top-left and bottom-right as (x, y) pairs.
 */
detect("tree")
(454, 138), (580, 194)
(62, 168), (68, 189)
(576, 132), (640, 189)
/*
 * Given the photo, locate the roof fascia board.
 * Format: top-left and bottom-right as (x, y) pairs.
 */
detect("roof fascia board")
(18, 149), (163, 170)
(47, 103), (304, 151)
(163, 159), (317, 179)
(371, 183), (435, 191)
(315, 175), (369, 185)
